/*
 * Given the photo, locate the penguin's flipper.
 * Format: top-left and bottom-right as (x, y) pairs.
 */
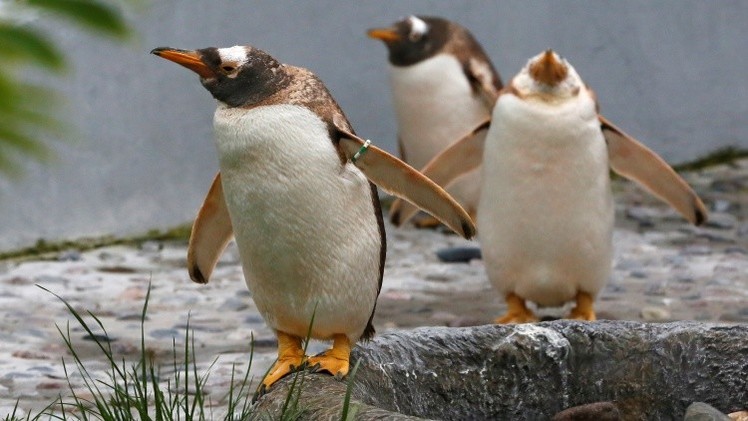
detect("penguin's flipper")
(389, 119), (490, 227)
(464, 58), (502, 108)
(601, 115), (707, 225)
(187, 172), (234, 284)
(337, 130), (476, 239)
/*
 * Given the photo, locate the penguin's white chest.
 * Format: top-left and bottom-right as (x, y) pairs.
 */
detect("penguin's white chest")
(212, 104), (381, 341)
(389, 54), (489, 211)
(477, 94), (614, 307)
(389, 54), (489, 167)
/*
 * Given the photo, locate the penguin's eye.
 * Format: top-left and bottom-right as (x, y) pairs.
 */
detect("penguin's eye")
(409, 31), (423, 42)
(221, 65), (236, 73)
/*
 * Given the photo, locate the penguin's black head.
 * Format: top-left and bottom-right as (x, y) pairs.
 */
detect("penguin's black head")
(151, 45), (290, 107)
(367, 15), (450, 66)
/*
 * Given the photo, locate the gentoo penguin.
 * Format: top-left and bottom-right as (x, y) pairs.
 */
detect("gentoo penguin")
(390, 50), (707, 323)
(368, 15), (502, 225)
(151, 45), (475, 391)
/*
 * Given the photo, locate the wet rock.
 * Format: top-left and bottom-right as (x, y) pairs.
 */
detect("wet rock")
(684, 402), (731, 421)
(255, 321), (748, 420)
(552, 401), (621, 420)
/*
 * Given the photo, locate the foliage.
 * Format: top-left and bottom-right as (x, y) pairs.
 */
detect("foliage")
(24, 282), (257, 420)
(0, 0), (131, 177)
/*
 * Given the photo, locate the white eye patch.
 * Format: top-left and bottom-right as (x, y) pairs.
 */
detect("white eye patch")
(407, 15), (428, 41)
(217, 45), (249, 67)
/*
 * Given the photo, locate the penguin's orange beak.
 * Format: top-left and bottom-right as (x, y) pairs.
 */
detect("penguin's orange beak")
(151, 47), (216, 78)
(367, 27), (401, 43)
(529, 49), (568, 87)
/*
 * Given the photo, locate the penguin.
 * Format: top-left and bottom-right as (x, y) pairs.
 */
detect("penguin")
(368, 15), (502, 225)
(389, 50), (707, 323)
(151, 45), (476, 391)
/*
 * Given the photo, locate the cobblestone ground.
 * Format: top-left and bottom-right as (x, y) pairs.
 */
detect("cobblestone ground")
(1, 160), (746, 417)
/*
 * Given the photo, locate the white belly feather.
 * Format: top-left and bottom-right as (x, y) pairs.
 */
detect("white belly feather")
(389, 54), (490, 213)
(478, 94), (614, 307)
(213, 104), (381, 341)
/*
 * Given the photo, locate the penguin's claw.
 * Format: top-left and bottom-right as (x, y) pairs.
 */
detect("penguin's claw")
(495, 311), (539, 324)
(495, 292), (539, 324)
(260, 356), (307, 391)
(307, 334), (351, 379)
(568, 291), (596, 321)
(257, 331), (306, 395)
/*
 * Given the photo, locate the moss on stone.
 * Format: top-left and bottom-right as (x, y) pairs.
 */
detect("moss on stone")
(0, 222), (192, 261)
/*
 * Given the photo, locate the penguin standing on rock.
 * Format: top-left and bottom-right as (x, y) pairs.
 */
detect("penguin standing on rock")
(368, 15), (502, 226)
(390, 50), (707, 323)
(151, 45), (475, 392)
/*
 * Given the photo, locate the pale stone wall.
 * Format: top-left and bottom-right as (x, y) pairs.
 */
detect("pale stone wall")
(1, 1), (746, 251)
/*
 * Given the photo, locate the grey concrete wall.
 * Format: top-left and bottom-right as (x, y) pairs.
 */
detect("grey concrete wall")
(1, 1), (746, 251)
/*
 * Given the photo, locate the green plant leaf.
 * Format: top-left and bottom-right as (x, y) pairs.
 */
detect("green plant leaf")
(0, 23), (64, 71)
(26, 0), (130, 39)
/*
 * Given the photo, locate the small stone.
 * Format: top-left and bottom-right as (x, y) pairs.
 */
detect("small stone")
(251, 337), (278, 348)
(728, 411), (748, 421)
(149, 329), (182, 339)
(83, 333), (117, 343)
(710, 179), (742, 193)
(630, 270), (649, 279)
(221, 297), (250, 311)
(140, 241), (163, 253)
(244, 314), (264, 324)
(644, 284), (667, 296)
(724, 247), (748, 255)
(34, 275), (69, 285)
(12, 350), (50, 360)
(680, 245), (713, 256)
(695, 229), (736, 243)
(57, 249), (82, 261)
(719, 312), (748, 323)
(712, 199), (734, 213)
(447, 317), (483, 327)
(552, 401), (621, 420)
(684, 402), (731, 421)
(625, 206), (660, 223)
(425, 273), (451, 282)
(429, 311), (457, 323)
(640, 306), (671, 321)
(4, 276), (32, 285)
(435, 246), (482, 263)
(705, 212), (737, 230)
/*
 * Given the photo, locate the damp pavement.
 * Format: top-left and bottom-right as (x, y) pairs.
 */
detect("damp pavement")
(0, 159), (746, 418)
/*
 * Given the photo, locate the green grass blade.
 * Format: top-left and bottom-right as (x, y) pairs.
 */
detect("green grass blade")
(339, 360), (361, 421)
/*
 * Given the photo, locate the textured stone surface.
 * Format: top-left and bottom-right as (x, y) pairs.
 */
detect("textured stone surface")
(685, 402), (732, 421)
(552, 402), (621, 421)
(256, 322), (748, 420)
(0, 162), (746, 417)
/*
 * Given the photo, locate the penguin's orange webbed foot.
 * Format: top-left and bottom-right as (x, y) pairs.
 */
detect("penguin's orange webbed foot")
(413, 214), (442, 229)
(568, 291), (596, 321)
(307, 334), (351, 379)
(259, 331), (306, 392)
(495, 292), (539, 324)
